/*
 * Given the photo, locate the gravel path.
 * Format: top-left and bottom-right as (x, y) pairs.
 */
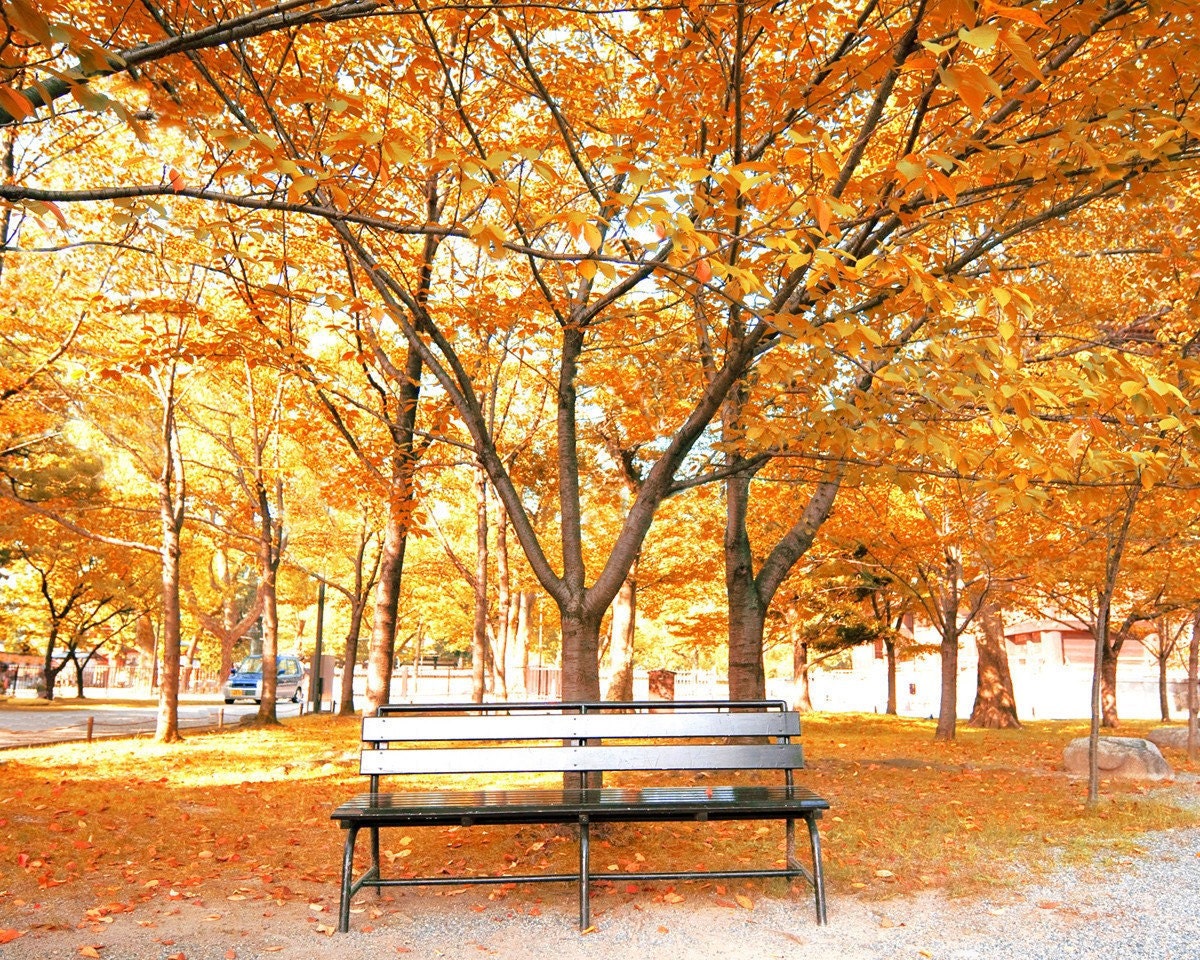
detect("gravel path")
(4, 819), (1199, 960)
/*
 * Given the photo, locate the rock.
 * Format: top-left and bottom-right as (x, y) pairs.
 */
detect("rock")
(1147, 727), (1196, 750)
(1062, 736), (1173, 780)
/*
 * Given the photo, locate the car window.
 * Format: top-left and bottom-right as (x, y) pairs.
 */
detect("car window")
(280, 660), (299, 676)
(236, 656), (262, 674)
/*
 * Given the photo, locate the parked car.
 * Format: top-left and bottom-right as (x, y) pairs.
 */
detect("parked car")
(223, 654), (305, 704)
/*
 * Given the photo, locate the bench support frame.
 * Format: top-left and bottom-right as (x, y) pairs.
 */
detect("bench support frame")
(332, 701), (830, 932)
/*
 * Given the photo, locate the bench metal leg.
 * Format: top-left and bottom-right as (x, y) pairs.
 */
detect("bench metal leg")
(338, 824), (361, 933)
(806, 816), (827, 925)
(370, 826), (382, 895)
(579, 816), (591, 931)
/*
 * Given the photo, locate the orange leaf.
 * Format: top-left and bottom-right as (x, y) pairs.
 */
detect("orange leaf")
(695, 258), (713, 283)
(0, 930), (24, 944)
(168, 168), (185, 192)
(0, 87), (34, 121)
(78, 948), (103, 959)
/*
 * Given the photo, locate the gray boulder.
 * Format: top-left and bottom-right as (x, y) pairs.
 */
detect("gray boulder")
(1062, 736), (1173, 780)
(1147, 727), (1196, 750)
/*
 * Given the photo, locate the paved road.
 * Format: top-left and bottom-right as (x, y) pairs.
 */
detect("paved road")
(0, 698), (305, 748)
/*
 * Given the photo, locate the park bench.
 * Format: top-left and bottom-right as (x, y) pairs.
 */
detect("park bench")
(330, 700), (830, 932)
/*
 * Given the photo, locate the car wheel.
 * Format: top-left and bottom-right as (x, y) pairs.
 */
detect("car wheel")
(290, 687), (300, 703)
(254, 698), (261, 704)
(224, 698), (234, 705)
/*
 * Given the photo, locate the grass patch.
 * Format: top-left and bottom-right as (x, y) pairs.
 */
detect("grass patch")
(0, 711), (1196, 933)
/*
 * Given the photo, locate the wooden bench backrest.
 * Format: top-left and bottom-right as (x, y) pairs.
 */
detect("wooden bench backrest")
(359, 702), (804, 777)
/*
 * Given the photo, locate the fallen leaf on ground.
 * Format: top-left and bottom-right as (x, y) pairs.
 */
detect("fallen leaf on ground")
(735, 894), (754, 910)
(0, 930), (23, 944)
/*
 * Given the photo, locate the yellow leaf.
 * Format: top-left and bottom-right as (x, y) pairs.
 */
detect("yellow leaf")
(734, 894), (754, 910)
(958, 24), (1000, 52)
(577, 259), (598, 281)
(288, 175), (318, 203)
(8, 0), (53, 44)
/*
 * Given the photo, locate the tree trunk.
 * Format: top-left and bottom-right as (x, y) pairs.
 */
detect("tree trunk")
(1100, 638), (1120, 728)
(792, 636), (813, 713)
(885, 637), (897, 715)
(365, 495), (407, 716)
(255, 566), (280, 722)
(934, 553), (963, 742)
(363, 346), (422, 717)
(472, 464), (489, 703)
(604, 565), (637, 702)
(508, 589), (532, 699)
(155, 502), (182, 742)
(220, 594), (238, 684)
(725, 471), (767, 701)
(338, 599), (367, 716)
(560, 607), (602, 701)
(935, 624), (959, 741)
(71, 650), (85, 698)
(181, 631), (201, 694)
(969, 601), (1020, 729)
(493, 496), (511, 700)
(1188, 608), (1199, 762)
(1158, 651), (1170, 722)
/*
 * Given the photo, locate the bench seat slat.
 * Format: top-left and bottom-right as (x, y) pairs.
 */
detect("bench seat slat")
(332, 785), (829, 826)
(360, 743), (804, 775)
(363, 711), (799, 743)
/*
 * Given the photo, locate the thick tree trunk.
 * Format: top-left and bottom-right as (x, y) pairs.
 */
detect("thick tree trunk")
(725, 471), (767, 701)
(727, 592), (767, 701)
(969, 602), (1020, 729)
(560, 607), (602, 701)
(604, 566), (637, 702)
(885, 637), (897, 715)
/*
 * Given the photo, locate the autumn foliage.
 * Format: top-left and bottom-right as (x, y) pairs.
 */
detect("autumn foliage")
(0, 0), (1198, 749)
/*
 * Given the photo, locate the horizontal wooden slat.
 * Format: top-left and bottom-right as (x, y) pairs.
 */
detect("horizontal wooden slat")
(375, 699), (789, 717)
(362, 710), (799, 744)
(360, 742), (804, 775)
